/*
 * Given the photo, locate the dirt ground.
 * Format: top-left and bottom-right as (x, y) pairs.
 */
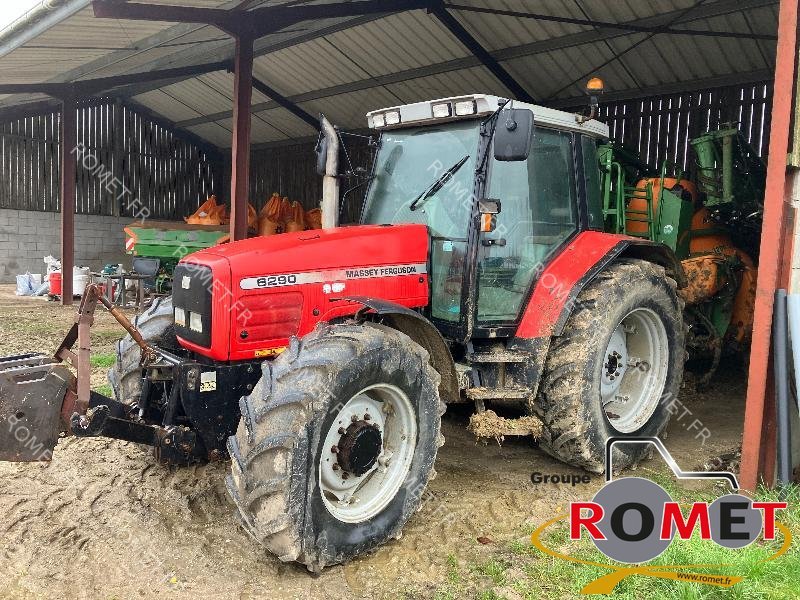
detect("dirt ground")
(0, 286), (748, 599)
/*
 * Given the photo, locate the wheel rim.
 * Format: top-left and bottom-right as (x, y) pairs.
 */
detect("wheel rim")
(601, 307), (669, 434)
(319, 383), (417, 523)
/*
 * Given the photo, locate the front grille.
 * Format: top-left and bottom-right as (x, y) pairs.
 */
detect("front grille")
(172, 263), (213, 348)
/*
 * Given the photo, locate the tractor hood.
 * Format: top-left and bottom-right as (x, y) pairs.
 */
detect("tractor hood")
(196, 223), (429, 275)
(175, 224), (431, 361)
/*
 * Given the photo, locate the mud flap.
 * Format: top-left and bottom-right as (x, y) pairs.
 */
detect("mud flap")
(0, 353), (72, 461)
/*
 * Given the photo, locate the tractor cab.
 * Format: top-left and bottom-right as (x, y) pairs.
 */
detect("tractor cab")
(360, 94), (609, 342)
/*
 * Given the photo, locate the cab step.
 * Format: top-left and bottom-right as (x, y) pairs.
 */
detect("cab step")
(466, 350), (531, 364)
(465, 386), (530, 401)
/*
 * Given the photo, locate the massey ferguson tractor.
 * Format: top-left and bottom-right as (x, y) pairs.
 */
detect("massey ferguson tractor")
(0, 93), (687, 570)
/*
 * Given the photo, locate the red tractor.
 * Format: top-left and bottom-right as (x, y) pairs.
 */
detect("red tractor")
(0, 94), (684, 570)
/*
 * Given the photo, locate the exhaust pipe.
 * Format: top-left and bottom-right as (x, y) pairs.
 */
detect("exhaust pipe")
(319, 114), (340, 229)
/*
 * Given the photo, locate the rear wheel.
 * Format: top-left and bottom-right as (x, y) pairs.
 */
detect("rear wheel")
(226, 322), (444, 571)
(534, 259), (684, 472)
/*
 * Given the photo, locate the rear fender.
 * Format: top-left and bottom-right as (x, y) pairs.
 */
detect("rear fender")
(515, 233), (683, 339)
(344, 296), (460, 404)
(510, 235), (682, 401)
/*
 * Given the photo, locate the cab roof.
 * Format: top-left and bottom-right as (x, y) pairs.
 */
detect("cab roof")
(366, 93), (609, 139)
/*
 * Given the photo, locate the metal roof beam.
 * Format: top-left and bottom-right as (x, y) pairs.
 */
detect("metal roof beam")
(0, 59), (231, 98)
(251, 76), (318, 129)
(495, 0), (776, 62)
(246, 0), (431, 36)
(0, 99), (60, 122)
(445, 3), (777, 41)
(93, 0), (431, 37)
(65, 13), (385, 103)
(168, 0), (774, 128)
(548, 68), (773, 108)
(93, 2), (236, 32)
(0, 83), (65, 95)
(429, 4), (534, 103)
(76, 60), (232, 95)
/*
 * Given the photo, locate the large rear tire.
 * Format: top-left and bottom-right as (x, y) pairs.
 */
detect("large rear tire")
(108, 296), (178, 405)
(226, 322), (444, 571)
(534, 259), (684, 472)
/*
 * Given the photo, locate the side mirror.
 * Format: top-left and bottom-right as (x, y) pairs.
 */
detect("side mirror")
(479, 199), (501, 233)
(493, 108), (533, 162)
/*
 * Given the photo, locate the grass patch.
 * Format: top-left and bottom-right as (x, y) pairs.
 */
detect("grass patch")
(473, 558), (508, 586)
(90, 353), (116, 368)
(92, 329), (123, 342)
(433, 555), (465, 600)
(93, 383), (113, 397)
(446, 554), (461, 585)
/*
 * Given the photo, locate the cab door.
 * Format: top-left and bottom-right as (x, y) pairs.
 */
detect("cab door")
(475, 128), (580, 332)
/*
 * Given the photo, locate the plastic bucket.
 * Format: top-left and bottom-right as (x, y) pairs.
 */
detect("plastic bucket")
(49, 272), (62, 296)
(73, 266), (90, 297)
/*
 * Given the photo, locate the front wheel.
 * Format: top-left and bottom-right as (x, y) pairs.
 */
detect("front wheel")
(535, 259), (685, 472)
(226, 322), (444, 571)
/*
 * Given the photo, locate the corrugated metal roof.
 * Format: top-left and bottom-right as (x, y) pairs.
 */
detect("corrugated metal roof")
(0, 0), (779, 147)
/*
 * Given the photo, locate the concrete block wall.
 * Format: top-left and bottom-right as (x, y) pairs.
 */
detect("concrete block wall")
(0, 208), (139, 282)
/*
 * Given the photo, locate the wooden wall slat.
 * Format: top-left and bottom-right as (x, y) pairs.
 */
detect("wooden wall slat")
(0, 99), (218, 218)
(572, 80), (773, 176)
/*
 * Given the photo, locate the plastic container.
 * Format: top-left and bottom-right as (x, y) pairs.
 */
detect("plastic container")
(15, 273), (33, 296)
(73, 266), (91, 297)
(49, 271), (62, 296)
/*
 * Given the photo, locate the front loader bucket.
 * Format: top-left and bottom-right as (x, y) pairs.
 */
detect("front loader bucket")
(0, 353), (72, 461)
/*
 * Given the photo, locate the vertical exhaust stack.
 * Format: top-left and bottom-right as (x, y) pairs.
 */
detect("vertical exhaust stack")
(319, 114), (340, 229)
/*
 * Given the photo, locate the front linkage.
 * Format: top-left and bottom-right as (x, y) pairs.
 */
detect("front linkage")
(0, 284), (258, 465)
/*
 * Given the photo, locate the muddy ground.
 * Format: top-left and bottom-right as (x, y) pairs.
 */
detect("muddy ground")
(0, 286), (748, 599)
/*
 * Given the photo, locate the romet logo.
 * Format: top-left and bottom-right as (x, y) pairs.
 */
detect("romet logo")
(530, 437), (791, 594)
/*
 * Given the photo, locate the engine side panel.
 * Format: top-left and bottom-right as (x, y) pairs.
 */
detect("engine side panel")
(175, 224), (430, 361)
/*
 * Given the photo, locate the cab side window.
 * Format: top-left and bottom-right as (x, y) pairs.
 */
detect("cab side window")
(581, 135), (604, 229)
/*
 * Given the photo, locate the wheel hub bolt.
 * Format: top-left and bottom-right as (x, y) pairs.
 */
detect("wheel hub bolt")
(342, 472), (349, 480)
(351, 414), (358, 422)
(338, 427), (346, 435)
(331, 445), (339, 453)
(332, 463), (339, 471)
(363, 413), (371, 421)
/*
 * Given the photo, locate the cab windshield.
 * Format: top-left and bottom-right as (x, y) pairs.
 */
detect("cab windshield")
(361, 121), (480, 238)
(361, 121), (481, 324)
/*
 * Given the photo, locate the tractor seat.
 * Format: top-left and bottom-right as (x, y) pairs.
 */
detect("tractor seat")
(132, 257), (161, 291)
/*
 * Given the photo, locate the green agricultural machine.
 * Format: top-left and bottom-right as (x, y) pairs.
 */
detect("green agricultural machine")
(123, 220), (230, 291)
(598, 125), (766, 385)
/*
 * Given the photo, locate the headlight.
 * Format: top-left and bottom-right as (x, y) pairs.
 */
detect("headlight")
(372, 113), (386, 128)
(432, 102), (452, 118)
(384, 110), (401, 125)
(174, 307), (186, 327)
(189, 311), (203, 333)
(454, 100), (477, 116)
